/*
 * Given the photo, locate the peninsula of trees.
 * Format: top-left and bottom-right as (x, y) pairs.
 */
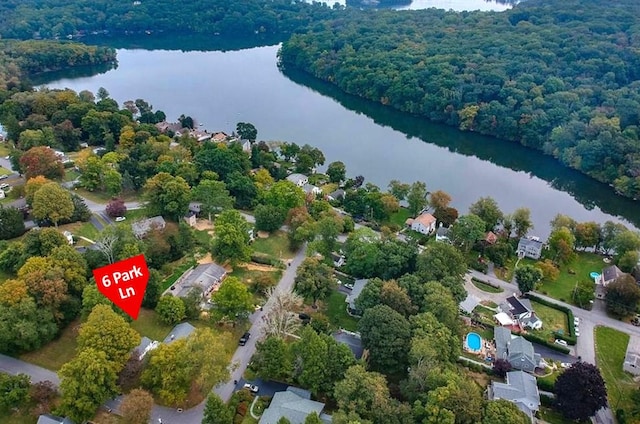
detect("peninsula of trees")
(278, 0), (640, 199)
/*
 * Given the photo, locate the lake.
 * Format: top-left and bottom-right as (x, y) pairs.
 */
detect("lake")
(37, 3), (640, 238)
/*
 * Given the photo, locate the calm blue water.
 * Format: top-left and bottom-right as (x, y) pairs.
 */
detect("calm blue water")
(466, 332), (482, 351)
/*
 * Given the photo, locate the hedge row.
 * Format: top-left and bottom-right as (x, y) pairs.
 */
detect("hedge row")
(471, 277), (501, 290)
(457, 357), (495, 375)
(527, 294), (577, 345)
(250, 253), (285, 269)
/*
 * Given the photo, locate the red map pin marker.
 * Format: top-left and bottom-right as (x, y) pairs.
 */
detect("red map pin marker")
(92, 254), (149, 320)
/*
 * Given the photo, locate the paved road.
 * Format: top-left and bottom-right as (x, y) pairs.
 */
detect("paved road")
(149, 245), (307, 424)
(0, 353), (59, 386)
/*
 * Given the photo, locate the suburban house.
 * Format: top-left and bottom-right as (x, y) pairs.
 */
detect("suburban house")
(494, 327), (542, 373)
(212, 132), (229, 143)
(131, 216), (166, 239)
(286, 173), (309, 187)
(406, 212), (437, 235)
(302, 183), (323, 196)
(623, 335), (640, 376)
(345, 279), (369, 316)
(260, 386), (331, 424)
(164, 322), (196, 344)
(331, 252), (345, 268)
(171, 262), (227, 299)
(435, 224), (450, 242)
(327, 189), (345, 202)
(189, 129), (212, 142)
(184, 210), (197, 227)
(133, 336), (159, 360)
(155, 121), (183, 134)
(498, 295), (543, 330)
(37, 415), (73, 424)
(516, 237), (544, 260)
(488, 370), (540, 422)
(599, 264), (625, 286)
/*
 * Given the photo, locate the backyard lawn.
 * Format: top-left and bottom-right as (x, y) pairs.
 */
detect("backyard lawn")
(537, 252), (603, 303)
(20, 320), (80, 371)
(388, 207), (412, 228)
(595, 326), (637, 415)
(530, 300), (569, 341)
(324, 290), (358, 332)
(252, 231), (295, 260)
(131, 308), (174, 341)
(124, 207), (149, 221)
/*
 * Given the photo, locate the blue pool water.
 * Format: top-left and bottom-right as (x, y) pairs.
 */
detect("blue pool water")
(590, 272), (601, 279)
(466, 332), (482, 352)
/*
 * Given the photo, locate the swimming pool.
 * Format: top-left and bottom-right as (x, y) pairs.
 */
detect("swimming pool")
(590, 272), (601, 280)
(465, 332), (482, 353)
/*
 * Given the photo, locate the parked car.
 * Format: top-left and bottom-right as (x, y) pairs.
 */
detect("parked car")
(243, 383), (259, 393)
(574, 329), (580, 337)
(115, 216), (126, 222)
(560, 362), (572, 369)
(554, 339), (568, 347)
(239, 332), (251, 346)
(0, 183), (9, 189)
(574, 317), (580, 325)
(344, 282), (354, 290)
(0, 175), (8, 180)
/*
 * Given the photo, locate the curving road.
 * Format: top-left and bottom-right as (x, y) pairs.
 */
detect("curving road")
(149, 244), (307, 424)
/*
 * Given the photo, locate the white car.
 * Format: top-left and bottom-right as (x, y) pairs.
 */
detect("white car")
(560, 362), (572, 369)
(574, 329), (580, 337)
(243, 383), (259, 393)
(574, 317), (580, 325)
(554, 339), (568, 347)
(115, 216), (126, 222)
(0, 183), (9, 189)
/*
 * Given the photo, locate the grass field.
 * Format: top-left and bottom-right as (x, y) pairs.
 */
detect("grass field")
(471, 278), (504, 293)
(125, 207), (149, 221)
(252, 231), (295, 260)
(388, 207), (412, 227)
(539, 407), (573, 424)
(324, 290), (358, 332)
(20, 320), (80, 371)
(595, 326), (637, 415)
(538, 252), (602, 303)
(131, 308), (174, 341)
(161, 259), (197, 291)
(530, 300), (569, 340)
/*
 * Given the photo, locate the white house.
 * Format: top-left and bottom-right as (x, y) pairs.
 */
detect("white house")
(498, 296), (543, 330)
(406, 213), (437, 235)
(286, 173), (308, 187)
(302, 183), (322, 196)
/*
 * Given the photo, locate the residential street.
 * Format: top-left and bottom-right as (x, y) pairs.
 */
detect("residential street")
(148, 244), (308, 424)
(0, 353), (60, 386)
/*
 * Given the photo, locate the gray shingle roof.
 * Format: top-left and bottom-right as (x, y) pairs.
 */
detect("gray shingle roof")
(346, 279), (369, 312)
(286, 173), (308, 185)
(602, 265), (624, 284)
(163, 322), (196, 344)
(490, 371), (540, 419)
(259, 387), (326, 424)
(494, 326), (512, 359)
(174, 262), (227, 298)
(37, 415), (73, 424)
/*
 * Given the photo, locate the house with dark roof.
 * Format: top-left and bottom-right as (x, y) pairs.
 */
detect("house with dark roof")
(488, 370), (540, 422)
(37, 415), (73, 424)
(499, 296), (543, 330)
(259, 387), (331, 424)
(131, 216), (166, 239)
(164, 322), (196, 344)
(327, 189), (345, 202)
(494, 327), (541, 373)
(517, 237), (544, 260)
(172, 262), (227, 299)
(599, 264), (625, 286)
(436, 225), (451, 242)
(345, 279), (369, 316)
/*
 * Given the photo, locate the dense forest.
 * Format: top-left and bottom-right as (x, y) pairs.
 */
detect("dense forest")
(0, 40), (115, 92)
(0, 0), (342, 40)
(279, 0), (640, 199)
